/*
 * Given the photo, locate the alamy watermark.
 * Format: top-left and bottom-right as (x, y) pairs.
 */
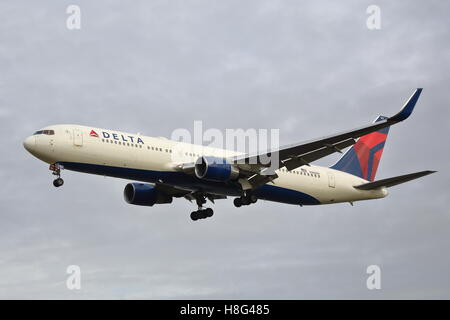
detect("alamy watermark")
(66, 265), (81, 290)
(170, 121), (280, 174)
(366, 264), (381, 290)
(366, 5), (381, 30)
(66, 5), (81, 30)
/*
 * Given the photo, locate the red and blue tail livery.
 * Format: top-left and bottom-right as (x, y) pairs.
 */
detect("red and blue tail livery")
(331, 116), (389, 181)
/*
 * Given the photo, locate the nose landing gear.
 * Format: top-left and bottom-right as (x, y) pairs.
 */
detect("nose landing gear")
(53, 177), (64, 187)
(50, 163), (64, 188)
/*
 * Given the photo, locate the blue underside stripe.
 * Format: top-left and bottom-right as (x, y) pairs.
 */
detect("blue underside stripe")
(59, 162), (321, 206)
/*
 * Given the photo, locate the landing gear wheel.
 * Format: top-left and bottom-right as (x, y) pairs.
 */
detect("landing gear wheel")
(190, 211), (199, 221)
(234, 193), (257, 207)
(190, 193), (216, 221)
(190, 208), (213, 221)
(205, 208), (214, 217)
(53, 178), (64, 188)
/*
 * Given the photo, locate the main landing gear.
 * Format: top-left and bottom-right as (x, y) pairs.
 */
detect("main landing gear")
(233, 192), (257, 207)
(190, 208), (214, 221)
(50, 163), (64, 188)
(190, 195), (214, 221)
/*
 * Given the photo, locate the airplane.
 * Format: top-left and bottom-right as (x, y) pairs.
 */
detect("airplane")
(23, 88), (435, 221)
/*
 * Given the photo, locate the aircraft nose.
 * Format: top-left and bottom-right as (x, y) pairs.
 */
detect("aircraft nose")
(23, 136), (35, 152)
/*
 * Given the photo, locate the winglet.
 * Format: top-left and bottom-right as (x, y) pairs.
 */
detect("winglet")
(388, 88), (423, 122)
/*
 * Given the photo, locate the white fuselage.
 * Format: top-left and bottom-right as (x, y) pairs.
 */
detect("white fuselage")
(23, 124), (388, 205)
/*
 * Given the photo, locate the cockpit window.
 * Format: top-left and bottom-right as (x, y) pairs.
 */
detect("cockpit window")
(34, 130), (55, 135)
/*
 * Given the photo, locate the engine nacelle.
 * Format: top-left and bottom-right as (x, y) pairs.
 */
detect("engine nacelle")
(194, 156), (239, 182)
(124, 183), (172, 206)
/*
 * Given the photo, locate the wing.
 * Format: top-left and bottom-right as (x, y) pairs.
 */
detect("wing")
(154, 183), (192, 197)
(233, 88), (423, 188)
(155, 183), (227, 203)
(184, 192), (227, 203)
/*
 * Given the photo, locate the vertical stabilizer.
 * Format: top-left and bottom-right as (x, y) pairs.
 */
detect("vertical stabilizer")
(330, 116), (390, 181)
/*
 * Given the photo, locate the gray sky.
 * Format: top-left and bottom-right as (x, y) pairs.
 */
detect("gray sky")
(1, 0), (449, 299)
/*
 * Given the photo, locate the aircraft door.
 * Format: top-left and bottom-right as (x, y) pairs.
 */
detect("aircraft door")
(73, 129), (83, 146)
(328, 173), (336, 188)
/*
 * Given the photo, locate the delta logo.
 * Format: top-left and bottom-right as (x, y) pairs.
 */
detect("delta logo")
(90, 130), (99, 137)
(91, 129), (145, 144)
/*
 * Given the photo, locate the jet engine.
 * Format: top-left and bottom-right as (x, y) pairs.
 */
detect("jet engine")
(124, 183), (172, 206)
(194, 156), (239, 182)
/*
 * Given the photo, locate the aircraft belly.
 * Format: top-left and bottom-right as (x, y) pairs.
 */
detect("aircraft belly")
(58, 162), (243, 197)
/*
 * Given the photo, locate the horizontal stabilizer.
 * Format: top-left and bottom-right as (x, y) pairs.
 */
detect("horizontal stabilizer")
(354, 170), (436, 190)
